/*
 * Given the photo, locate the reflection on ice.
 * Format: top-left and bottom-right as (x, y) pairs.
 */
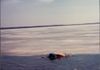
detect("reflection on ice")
(1, 24), (99, 56)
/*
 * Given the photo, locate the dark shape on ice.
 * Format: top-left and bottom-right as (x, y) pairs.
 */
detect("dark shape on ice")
(47, 53), (56, 60)
(47, 53), (65, 60)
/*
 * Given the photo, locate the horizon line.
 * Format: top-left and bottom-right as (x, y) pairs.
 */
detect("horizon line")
(0, 22), (99, 30)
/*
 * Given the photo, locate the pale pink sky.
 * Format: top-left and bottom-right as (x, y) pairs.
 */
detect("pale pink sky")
(1, 0), (99, 27)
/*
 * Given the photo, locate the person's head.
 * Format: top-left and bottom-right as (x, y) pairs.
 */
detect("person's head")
(47, 53), (56, 60)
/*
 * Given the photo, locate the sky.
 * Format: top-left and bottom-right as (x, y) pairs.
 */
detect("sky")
(1, 0), (99, 27)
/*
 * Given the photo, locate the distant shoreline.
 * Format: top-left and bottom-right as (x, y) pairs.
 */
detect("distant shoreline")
(1, 22), (99, 30)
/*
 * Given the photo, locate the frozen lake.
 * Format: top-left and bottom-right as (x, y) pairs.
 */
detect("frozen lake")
(1, 24), (100, 56)
(1, 23), (100, 70)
